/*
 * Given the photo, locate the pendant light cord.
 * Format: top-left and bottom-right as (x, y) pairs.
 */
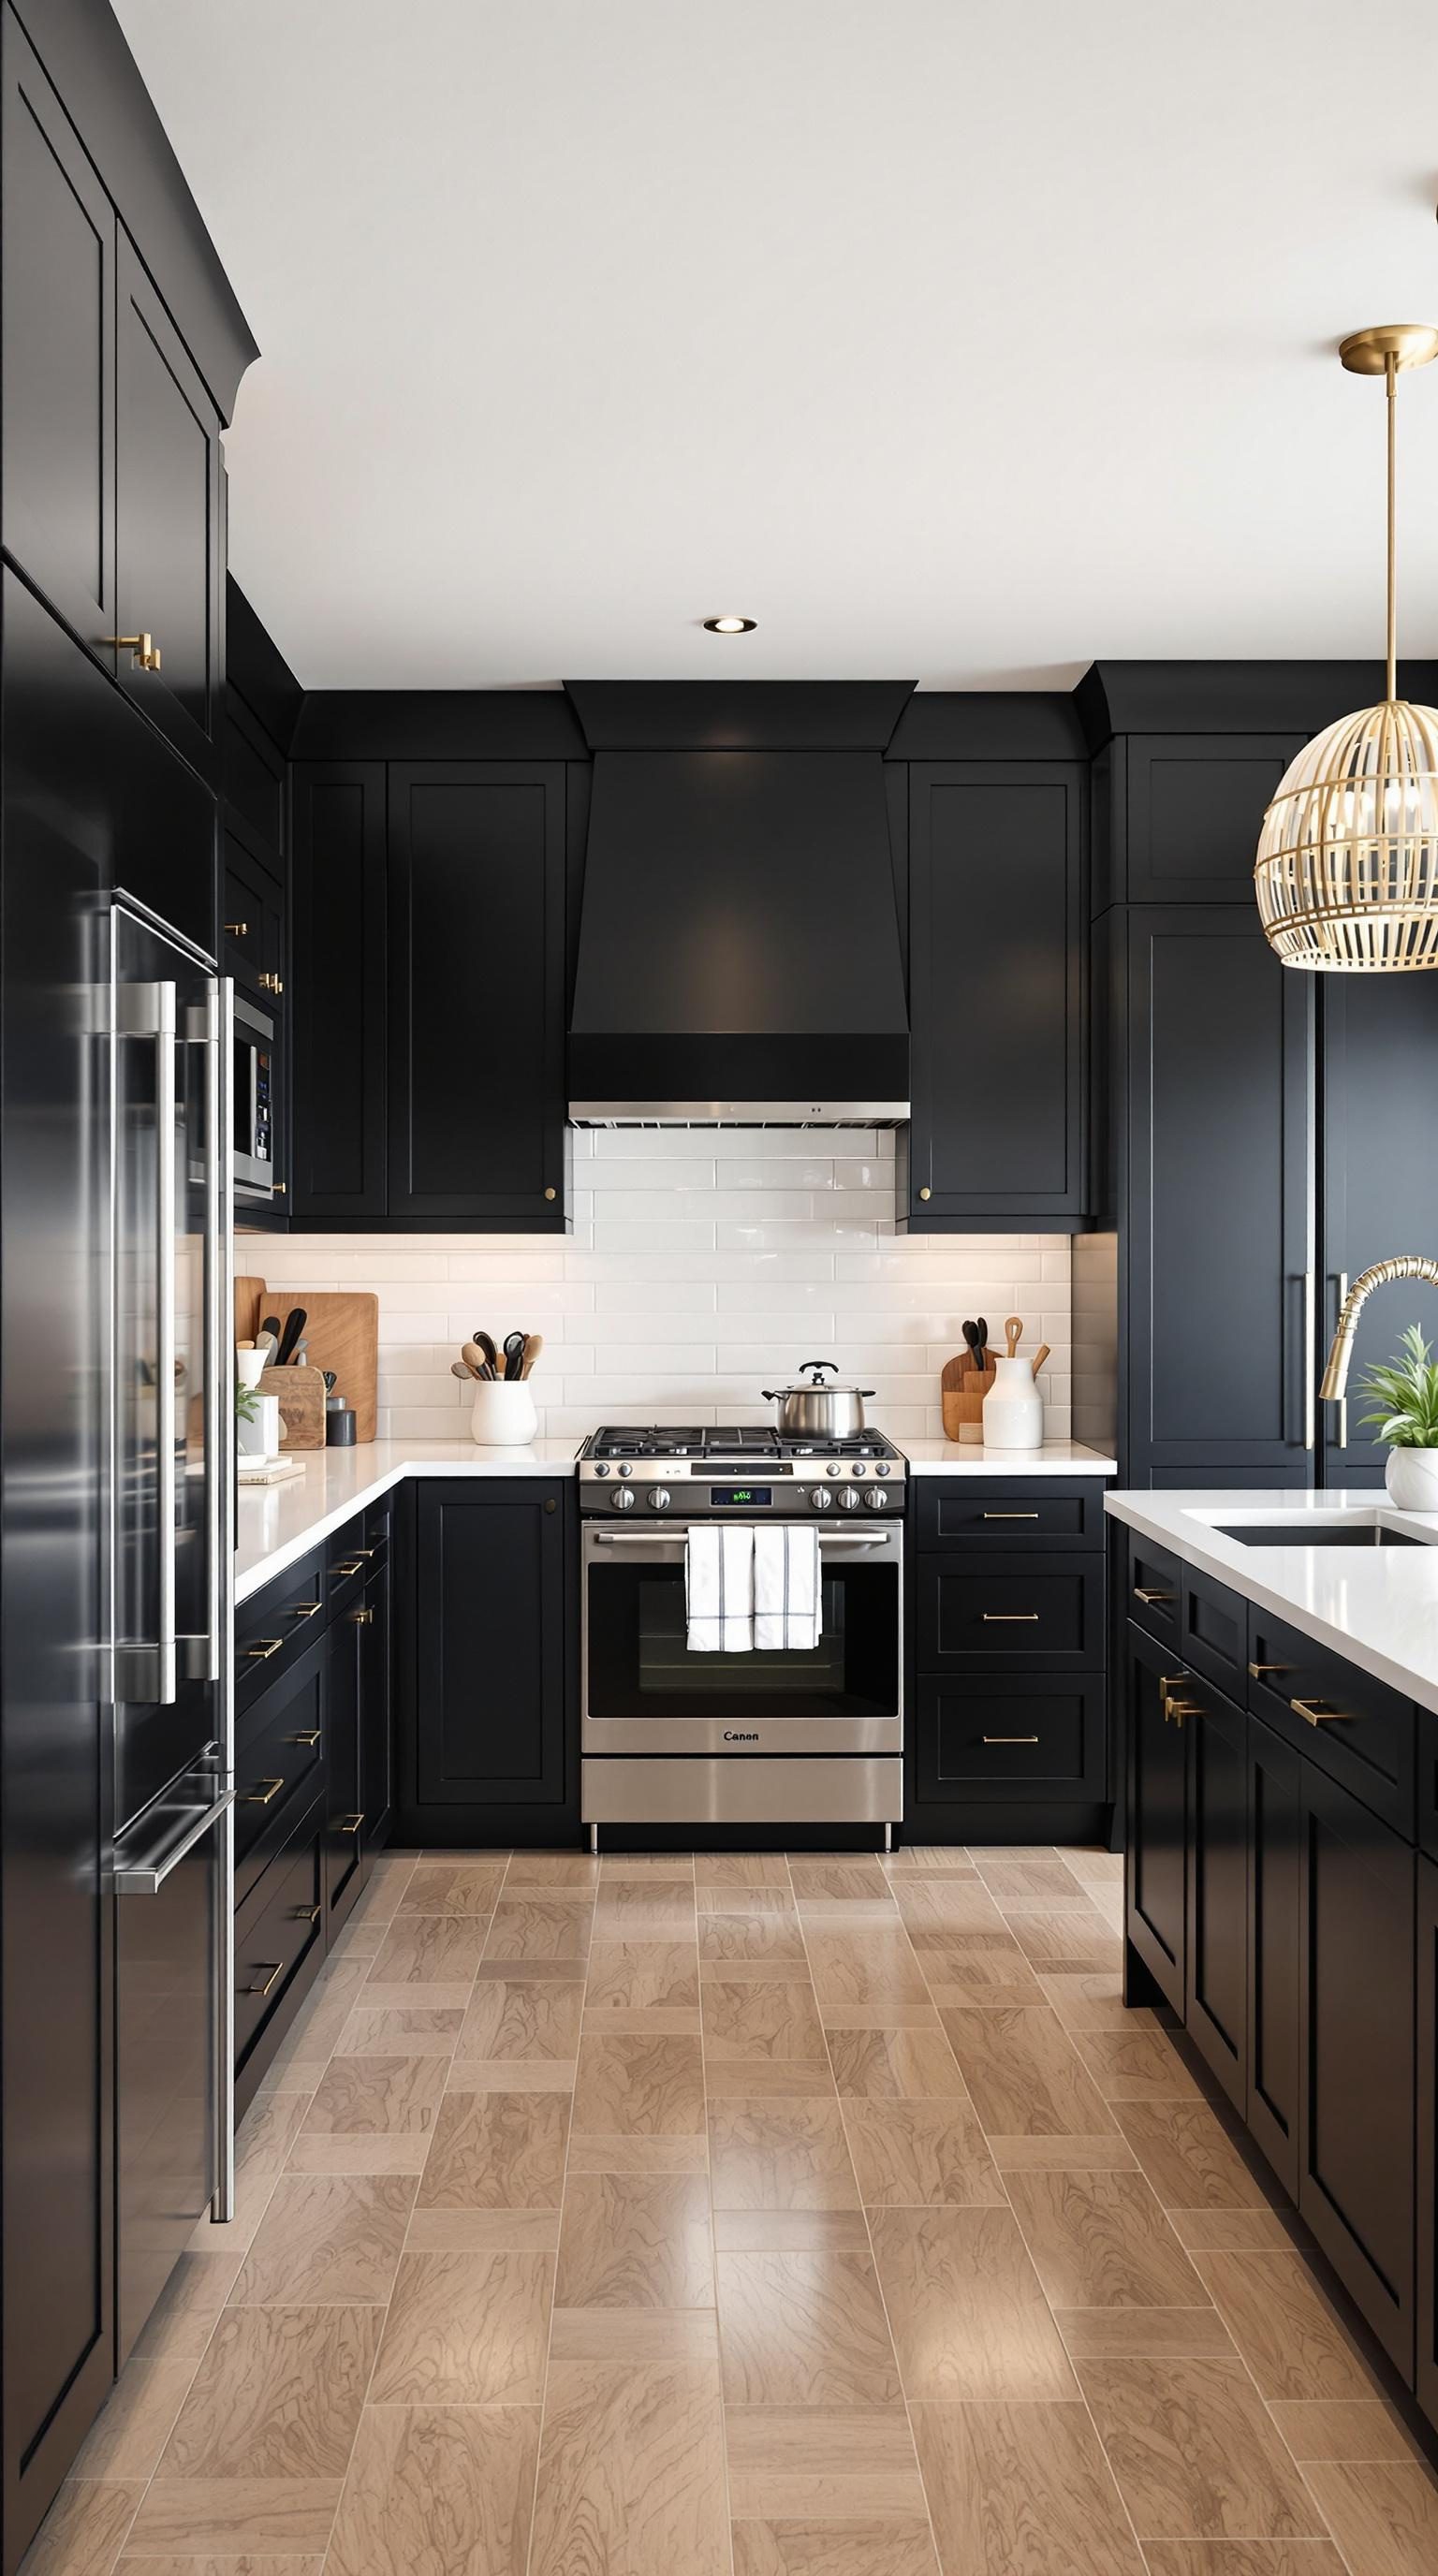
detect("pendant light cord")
(1387, 350), (1399, 702)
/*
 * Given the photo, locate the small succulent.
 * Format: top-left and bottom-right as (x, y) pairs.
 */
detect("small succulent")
(1356, 1323), (1438, 1449)
(236, 1379), (260, 1424)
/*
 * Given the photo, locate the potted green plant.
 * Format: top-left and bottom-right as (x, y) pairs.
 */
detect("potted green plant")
(1355, 1323), (1438, 1511)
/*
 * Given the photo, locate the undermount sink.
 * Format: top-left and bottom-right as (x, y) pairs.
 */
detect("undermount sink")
(1210, 1516), (1427, 1549)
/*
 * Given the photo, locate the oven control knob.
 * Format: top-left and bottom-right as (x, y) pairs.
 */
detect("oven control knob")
(647, 1486), (672, 1511)
(874, 1461), (891, 1476)
(609, 1486), (637, 1512)
(808, 1485), (834, 1511)
(593, 1462), (610, 1477)
(862, 1486), (890, 1510)
(838, 1485), (862, 1511)
(851, 1461), (866, 1475)
(618, 1462), (634, 1476)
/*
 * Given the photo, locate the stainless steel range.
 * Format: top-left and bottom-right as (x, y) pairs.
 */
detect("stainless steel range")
(578, 1427), (905, 1842)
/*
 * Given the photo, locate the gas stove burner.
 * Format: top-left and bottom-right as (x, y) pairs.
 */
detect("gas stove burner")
(583, 1425), (905, 1467)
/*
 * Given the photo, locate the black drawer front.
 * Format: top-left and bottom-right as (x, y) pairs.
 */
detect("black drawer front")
(325, 1520), (370, 1615)
(1125, 1529), (1182, 1648)
(1247, 1606), (1416, 1835)
(916, 1479), (1106, 1551)
(235, 1543), (326, 1710)
(234, 1794), (325, 2071)
(1421, 1710), (1438, 1865)
(917, 1552), (1106, 1670)
(234, 1632), (327, 1910)
(1180, 1560), (1248, 1696)
(915, 1674), (1107, 1802)
(363, 1491), (393, 1555)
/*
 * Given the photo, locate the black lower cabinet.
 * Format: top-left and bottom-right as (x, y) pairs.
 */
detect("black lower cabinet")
(1181, 1674), (1247, 2113)
(360, 1553), (393, 1852)
(1126, 1622), (1187, 2010)
(1418, 1853), (1438, 2431)
(399, 1481), (573, 1842)
(1247, 1717), (1303, 2201)
(324, 1606), (364, 1937)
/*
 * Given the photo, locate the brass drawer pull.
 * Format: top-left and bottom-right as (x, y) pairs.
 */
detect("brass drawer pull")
(1291, 1695), (1348, 1727)
(331, 1558), (364, 1578)
(1134, 1586), (1175, 1606)
(104, 630), (162, 671)
(243, 1637), (284, 1661)
(290, 1729), (322, 1748)
(289, 1600), (323, 1619)
(294, 1903), (321, 1925)
(223, 920), (250, 937)
(981, 1611), (1040, 1623)
(338, 1813), (364, 1834)
(242, 1777), (286, 1806)
(1249, 1661), (1292, 1679)
(983, 1511), (1040, 1521)
(982, 1734), (1040, 1744)
(1164, 1697), (1202, 1727)
(349, 1545), (378, 1559)
(258, 971), (284, 995)
(352, 1606), (375, 1625)
(243, 1959), (284, 1998)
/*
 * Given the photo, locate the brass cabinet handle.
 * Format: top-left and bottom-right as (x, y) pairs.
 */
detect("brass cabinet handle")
(983, 1511), (1040, 1521)
(1291, 1695), (1347, 1727)
(289, 1600), (323, 1618)
(1134, 1586), (1175, 1606)
(289, 1729), (322, 1748)
(337, 1813), (364, 1835)
(352, 1606), (375, 1625)
(243, 1959), (284, 1998)
(981, 1611), (1039, 1622)
(347, 1546), (378, 1559)
(918, 1186), (932, 1201)
(982, 1734), (1040, 1744)
(294, 1903), (321, 1925)
(223, 920), (250, 937)
(1248, 1661), (1292, 1679)
(103, 631), (161, 670)
(544, 1186), (557, 1201)
(272, 1181), (287, 1196)
(242, 1777), (286, 1805)
(1164, 1700), (1202, 1728)
(258, 971), (284, 995)
(242, 1636), (285, 1660)
(331, 1558), (364, 1577)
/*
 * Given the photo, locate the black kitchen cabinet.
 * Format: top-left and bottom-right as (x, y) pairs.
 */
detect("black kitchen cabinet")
(324, 1604), (364, 1936)
(1247, 1714), (1303, 2200)
(1418, 1854), (1438, 2432)
(1122, 906), (1314, 1482)
(116, 233), (224, 780)
(222, 820), (285, 1003)
(1319, 973), (1438, 1486)
(902, 761), (1086, 1226)
(290, 762), (388, 1221)
(1114, 734), (1305, 904)
(1181, 1672), (1247, 2112)
(917, 1552), (1106, 1672)
(1124, 1620), (1187, 2011)
(1298, 1761), (1416, 2378)
(913, 1673), (1107, 1807)
(360, 1552), (393, 1853)
(387, 763), (568, 1224)
(401, 1481), (571, 1838)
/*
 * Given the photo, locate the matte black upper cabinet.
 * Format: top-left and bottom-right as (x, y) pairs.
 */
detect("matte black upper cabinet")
(1102, 734), (1305, 904)
(1319, 973), (1438, 1486)
(290, 762), (389, 1222)
(903, 762), (1086, 1225)
(115, 237), (223, 780)
(388, 763), (567, 1224)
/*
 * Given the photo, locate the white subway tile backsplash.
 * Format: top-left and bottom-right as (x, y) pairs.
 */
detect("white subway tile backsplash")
(250, 1130), (1070, 1440)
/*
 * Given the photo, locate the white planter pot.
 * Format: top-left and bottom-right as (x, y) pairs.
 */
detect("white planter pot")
(1384, 1446), (1438, 1513)
(981, 1354), (1044, 1451)
(237, 1392), (280, 1460)
(470, 1381), (539, 1447)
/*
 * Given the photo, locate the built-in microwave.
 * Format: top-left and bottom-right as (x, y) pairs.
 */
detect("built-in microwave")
(233, 993), (274, 1200)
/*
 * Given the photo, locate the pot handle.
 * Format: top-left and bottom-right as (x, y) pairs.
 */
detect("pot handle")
(800, 1360), (838, 1382)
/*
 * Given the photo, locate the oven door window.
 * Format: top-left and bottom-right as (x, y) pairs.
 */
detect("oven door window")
(586, 1558), (899, 1720)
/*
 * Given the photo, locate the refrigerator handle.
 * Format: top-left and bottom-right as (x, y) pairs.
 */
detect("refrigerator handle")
(154, 985), (179, 1705)
(206, 975), (237, 2224)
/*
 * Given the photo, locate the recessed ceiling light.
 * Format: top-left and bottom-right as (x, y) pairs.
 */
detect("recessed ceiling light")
(703, 615), (756, 634)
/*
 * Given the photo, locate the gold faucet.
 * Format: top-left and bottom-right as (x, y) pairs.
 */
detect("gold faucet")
(1320, 1256), (1438, 1400)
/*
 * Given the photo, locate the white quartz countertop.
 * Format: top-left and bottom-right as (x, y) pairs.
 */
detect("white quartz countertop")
(1105, 1485), (1438, 1718)
(236, 1433), (1118, 1604)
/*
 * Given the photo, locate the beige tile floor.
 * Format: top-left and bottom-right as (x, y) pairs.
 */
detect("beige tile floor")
(25, 1842), (1438, 2576)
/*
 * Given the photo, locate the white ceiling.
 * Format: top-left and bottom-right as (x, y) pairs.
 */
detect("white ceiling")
(116, 0), (1438, 692)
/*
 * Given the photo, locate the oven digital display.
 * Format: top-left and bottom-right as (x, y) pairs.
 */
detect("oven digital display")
(711, 1486), (772, 1507)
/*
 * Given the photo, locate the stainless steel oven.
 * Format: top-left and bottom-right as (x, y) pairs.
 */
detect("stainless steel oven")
(232, 992), (274, 1201)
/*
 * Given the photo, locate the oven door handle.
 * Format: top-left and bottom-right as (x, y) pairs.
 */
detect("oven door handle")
(589, 1530), (891, 1548)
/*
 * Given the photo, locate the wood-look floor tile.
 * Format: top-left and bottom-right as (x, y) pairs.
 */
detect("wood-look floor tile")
(716, 2248), (901, 2407)
(549, 2307), (720, 2363)
(910, 2397), (1145, 2576)
(328, 1920), (386, 1959)
(599, 1852), (695, 1877)
(702, 1979), (828, 2063)
(593, 1882), (697, 1939)
(556, 2171), (715, 2308)
(714, 2210), (873, 2254)
(325, 2402), (538, 2576)
(114, 2553), (325, 2574)
(1169, 2205), (1311, 2252)
(398, 1861), (506, 1913)
(730, 2516), (937, 2575)
(285, 2133), (429, 2176)
(939, 2005), (1111, 2136)
(696, 1885), (799, 1916)
(1116, 2100), (1269, 2209)
(230, 2172), (416, 2306)
(156, 2305), (378, 2481)
(1266, 2399), (1418, 2463)
(1301, 2461), (1438, 2575)
(825, 2025), (967, 2098)
(694, 1853), (793, 1885)
(787, 1864), (893, 1902)
(444, 2055), (575, 2092)
(1139, 2544), (1347, 2574)
(364, 1915), (485, 1986)
(470, 1955), (584, 1983)
(503, 1849), (601, 1886)
(1004, 1910), (1123, 1969)
(405, 2206), (562, 2252)
(892, 1881), (1007, 1937)
(369, 2247), (554, 2404)
(705, 2057), (837, 2098)
(1055, 2308), (1238, 2359)
(70, 2359), (197, 2481)
(922, 1954), (1050, 2009)
(417, 2086), (571, 2208)
(1039, 1969), (1158, 2031)
(529, 2361), (729, 2576)
(725, 2406), (926, 2518)
(841, 2095), (1005, 2207)
(870, 2206), (1077, 2402)
(805, 1932), (929, 2015)
(456, 1973), (583, 2060)
(1074, 2026), (1204, 2099)
(709, 2098), (859, 2210)
(134, 2253), (245, 2362)
(1077, 2355), (1327, 2539)
(699, 1910), (809, 1964)
(572, 2030), (706, 2134)
(349, 1980), (474, 2012)
(331, 2005), (464, 2057)
(124, 2481), (343, 2557)
(705, 1956), (825, 1985)
(566, 2130), (711, 2177)
(21, 2479), (142, 2574)
(584, 1940), (699, 2015)
(482, 1896), (594, 1961)
(1191, 2250), (1377, 2401)
(989, 2130), (1139, 2169)
(300, 2054), (448, 2135)
(976, 1857), (1089, 1910)
(584, 2007), (702, 2034)
(1005, 2167), (1208, 2308)
(888, 1843), (976, 1868)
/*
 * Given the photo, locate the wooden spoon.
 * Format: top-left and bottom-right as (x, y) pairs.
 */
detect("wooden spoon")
(520, 1333), (544, 1380)
(1005, 1314), (1024, 1358)
(1030, 1342), (1051, 1379)
(451, 1358), (482, 1380)
(462, 1339), (493, 1381)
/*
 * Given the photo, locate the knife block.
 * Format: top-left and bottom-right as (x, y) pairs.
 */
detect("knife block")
(940, 1350), (996, 1443)
(258, 1364), (326, 1452)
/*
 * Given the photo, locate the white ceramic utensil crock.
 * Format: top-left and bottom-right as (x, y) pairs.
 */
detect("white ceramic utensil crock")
(981, 1354), (1043, 1450)
(471, 1381), (539, 1446)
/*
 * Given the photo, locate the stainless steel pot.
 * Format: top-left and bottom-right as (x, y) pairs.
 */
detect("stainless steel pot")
(761, 1361), (874, 1439)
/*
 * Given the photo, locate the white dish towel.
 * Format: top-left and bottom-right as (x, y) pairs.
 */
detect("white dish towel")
(753, 1521), (823, 1653)
(685, 1521), (755, 1652)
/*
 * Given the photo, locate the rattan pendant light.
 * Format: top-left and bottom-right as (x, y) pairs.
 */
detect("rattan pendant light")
(1255, 324), (1438, 970)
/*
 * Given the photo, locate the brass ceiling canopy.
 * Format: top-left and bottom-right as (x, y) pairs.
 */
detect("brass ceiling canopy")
(1255, 323), (1438, 971)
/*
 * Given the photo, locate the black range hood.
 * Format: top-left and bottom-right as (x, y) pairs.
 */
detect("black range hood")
(565, 685), (914, 1125)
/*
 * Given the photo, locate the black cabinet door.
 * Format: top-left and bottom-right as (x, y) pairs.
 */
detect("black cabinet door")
(360, 1554), (393, 1857)
(290, 762), (388, 1221)
(1181, 1676), (1247, 2113)
(1, 7), (116, 660)
(324, 1608), (363, 1935)
(1320, 973), (1438, 1486)
(1246, 1714), (1303, 2202)
(1123, 735), (1306, 903)
(115, 235), (223, 779)
(406, 1483), (567, 1822)
(1125, 1621), (1187, 2011)
(1127, 908), (1314, 1480)
(905, 762), (1086, 1223)
(1298, 1763), (1416, 2378)
(388, 763), (567, 1224)
(222, 815), (285, 1004)
(1417, 1853), (1438, 2434)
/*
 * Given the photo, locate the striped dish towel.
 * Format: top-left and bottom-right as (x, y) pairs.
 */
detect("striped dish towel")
(753, 1521), (822, 1652)
(684, 1521), (754, 1652)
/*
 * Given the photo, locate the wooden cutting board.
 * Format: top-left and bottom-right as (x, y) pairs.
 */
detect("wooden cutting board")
(941, 1348), (995, 1443)
(233, 1279), (380, 1442)
(234, 1275), (266, 1342)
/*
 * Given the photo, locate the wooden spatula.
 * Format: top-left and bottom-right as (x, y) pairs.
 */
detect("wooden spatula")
(1005, 1314), (1024, 1357)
